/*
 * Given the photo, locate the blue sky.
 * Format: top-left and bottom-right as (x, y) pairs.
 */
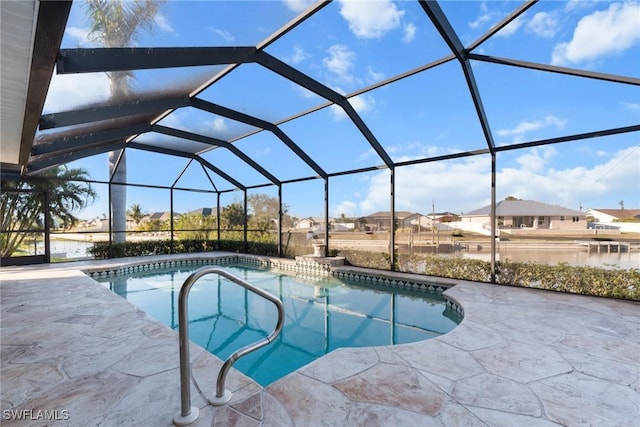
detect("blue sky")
(41, 0), (639, 219)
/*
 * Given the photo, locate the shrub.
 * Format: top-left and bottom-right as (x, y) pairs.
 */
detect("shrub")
(338, 250), (639, 301)
(88, 239), (281, 259)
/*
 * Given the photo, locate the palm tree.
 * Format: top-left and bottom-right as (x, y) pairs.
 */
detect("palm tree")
(1, 167), (96, 257)
(84, 0), (165, 242)
(126, 203), (145, 228)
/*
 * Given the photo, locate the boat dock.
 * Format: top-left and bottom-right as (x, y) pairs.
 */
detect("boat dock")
(582, 240), (638, 253)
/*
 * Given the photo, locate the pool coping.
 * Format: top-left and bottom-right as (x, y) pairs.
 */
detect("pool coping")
(2, 252), (639, 426)
(83, 253), (465, 317)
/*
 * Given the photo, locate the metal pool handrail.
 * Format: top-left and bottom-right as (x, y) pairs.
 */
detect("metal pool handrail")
(173, 266), (285, 426)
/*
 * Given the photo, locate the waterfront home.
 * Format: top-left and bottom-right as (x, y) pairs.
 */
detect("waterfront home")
(360, 211), (461, 232)
(461, 199), (587, 232)
(586, 208), (640, 222)
(294, 217), (325, 230)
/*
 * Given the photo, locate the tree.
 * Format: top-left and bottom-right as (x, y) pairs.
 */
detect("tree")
(221, 202), (246, 230)
(84, 0), (165, 242)
(126, 203), (145, 228)
(1, 167), (96, 257)
(247, 194), (289, 231)
(141, 219), (165, 232)
(175, 213), (217, 240)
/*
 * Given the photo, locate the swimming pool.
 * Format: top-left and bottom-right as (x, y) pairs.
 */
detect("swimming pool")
(95, 262), (462, 386)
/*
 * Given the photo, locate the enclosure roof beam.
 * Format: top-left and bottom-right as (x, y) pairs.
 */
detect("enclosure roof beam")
(468, 0), (537, 52)
(56, 47), (258, 74)
(127, 141), (246, 190)
(39, 95), (191, 130)
(256, 51), (394, 168)
(26, 140), (126, 175)
(256, 51), (343, 104)
(31, 124), (151, 156)
(495, 124), (640, 153)
(151, 124), (280, 185)
(190, 97), (328, 179)
(468, 53), (640, 86)
(0, 165), (22, 181)
(137, 0), (333, 155)
(17, 1), (72, 167)
(419, 0), (496, 153)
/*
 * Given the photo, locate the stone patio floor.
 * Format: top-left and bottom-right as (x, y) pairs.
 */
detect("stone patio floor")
(1, 253), (639, 426)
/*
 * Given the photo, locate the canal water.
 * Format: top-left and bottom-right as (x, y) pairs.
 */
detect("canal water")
(457, 248), (639, 270)
(41, 239), (639, 270)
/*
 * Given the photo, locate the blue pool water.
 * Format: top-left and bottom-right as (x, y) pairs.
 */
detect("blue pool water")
(96, 264), (461, 386)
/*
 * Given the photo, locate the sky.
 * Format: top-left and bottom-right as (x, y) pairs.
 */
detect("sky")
(40, 0), (640, 220)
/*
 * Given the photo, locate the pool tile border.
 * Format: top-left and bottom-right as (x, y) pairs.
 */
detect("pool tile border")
(85, 254), (464, 317)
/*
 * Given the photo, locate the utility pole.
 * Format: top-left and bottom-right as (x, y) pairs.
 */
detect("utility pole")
(432, 200), (436, 245)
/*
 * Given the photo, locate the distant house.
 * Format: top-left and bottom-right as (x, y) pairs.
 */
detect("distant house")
(143, 211), (172, 223)
(358, 211), (460, 231)
(183, 207), (216, 218)
(427, 211), (460, 224)
(585, 208), (640, 222)
(182, 208), (218, 218)
(461, 199), (587, 231)
(78, 217), (106, 231)
(360, 211), (435, 231)
(295, 217), (325, 230)
(330, 220), (355, 231)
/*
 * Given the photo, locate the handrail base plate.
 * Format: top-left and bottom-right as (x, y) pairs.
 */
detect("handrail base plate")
(173, 407), (199, 426)
(209, 389), (232, 406)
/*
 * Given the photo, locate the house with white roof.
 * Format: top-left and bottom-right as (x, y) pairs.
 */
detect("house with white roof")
(358, 211), (461, 232)
(294, 217), (325, 230)
(585, 208), (640, 222)
(461, 199), (587, 232)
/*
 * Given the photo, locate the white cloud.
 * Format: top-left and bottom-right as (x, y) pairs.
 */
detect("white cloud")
(197, 116), (228, 135)
(402, 23), (417, 43)
(495, 16), (524, 37)
(253, 146), (272, 157)
(367, 66), (386, 83)
(211, 117), (227, 133)
(65, 26), (92, 46)
(358, 147), (377, 161)
(349, 94), (375, 114)
(323, 44), (356, 85)
(285, 45), (311, 65)
(362, 156), (492, 214)
(338, 0), (404, 39)
(156, 109), (186, 129)
(334, 145), (640, 217)
(154, 14), (174, 33)
(514, 146), (556, 173)
(330, 94), (375, 120)
(293, 84), (318, 99)
(497, 115), (567, 143)
(552, 2), (640, 66)
(331, 200), (358, 217)
(564, 0), (599, 12)
(42, 73), (110, 113)
(211, 28), (235, 42)
(526, 12), (558, 38)
(469, 14), (493, 29)
(282, 0), (315, 13)
(385, 141), (455, 160)
(624, 102), (640, 112)
(498, 146), (640, 209)
(469, 1), (494, 30)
